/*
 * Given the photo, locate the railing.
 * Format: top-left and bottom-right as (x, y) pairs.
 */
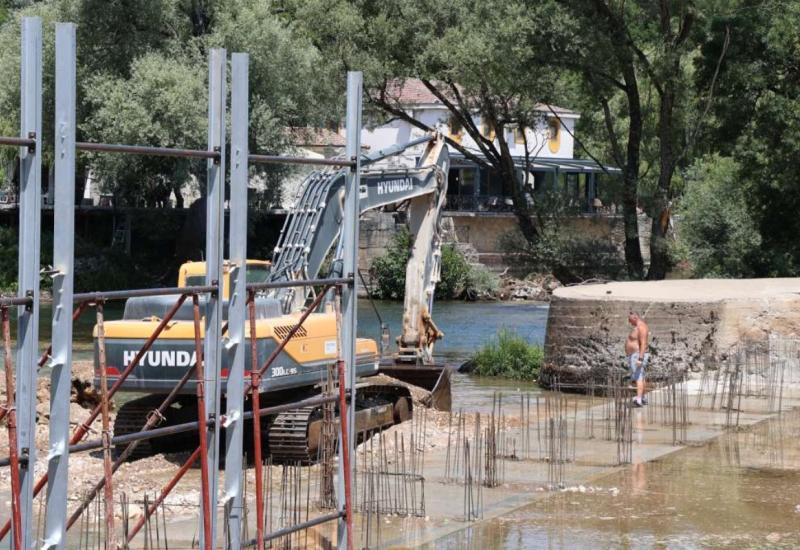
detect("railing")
(444, 194), (514, 212)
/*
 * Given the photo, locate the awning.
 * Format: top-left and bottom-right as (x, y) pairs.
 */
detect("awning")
(450, 153), (620, 174)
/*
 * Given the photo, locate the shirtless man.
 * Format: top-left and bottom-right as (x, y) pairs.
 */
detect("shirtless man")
(625, 312), (649, 407)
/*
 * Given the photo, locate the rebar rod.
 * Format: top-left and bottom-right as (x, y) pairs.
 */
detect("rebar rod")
(191, 294), (213, 547)
(337, 358), (355, 550)
(3, 307), (22, 550)
(126, 447), (201, 543)
(0, 292), (190, 542)
(248, 293), (265, 550)
(65, 334), (201, 531)
(95, 302), (116, 548)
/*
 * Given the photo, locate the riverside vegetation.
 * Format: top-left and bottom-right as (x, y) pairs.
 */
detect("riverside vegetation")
(370, 228), (499, 301)
(470, 329), (544, 381)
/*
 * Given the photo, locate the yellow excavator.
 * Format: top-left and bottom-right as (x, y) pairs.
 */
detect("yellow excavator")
(94, 134), (450, 462)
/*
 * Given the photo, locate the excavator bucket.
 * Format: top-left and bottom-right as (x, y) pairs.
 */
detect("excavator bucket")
(377, 362), (452, 412)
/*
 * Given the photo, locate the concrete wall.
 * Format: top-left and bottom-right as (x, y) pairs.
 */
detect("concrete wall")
(358, 211), (654, 275)
(541, 279), (800, 388)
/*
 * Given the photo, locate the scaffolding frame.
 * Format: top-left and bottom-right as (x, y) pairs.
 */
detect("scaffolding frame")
(0, 16), (362, 549)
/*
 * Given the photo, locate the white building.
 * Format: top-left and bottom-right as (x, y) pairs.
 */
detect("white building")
(353, 78), (608, 215)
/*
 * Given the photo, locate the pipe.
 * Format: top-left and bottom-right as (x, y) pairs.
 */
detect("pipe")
(246, 277), (352, 292)
(0, 296), (33, 307)
(0, 136), (36, 148)
(245, 511), (344, 547)
(248, 154), (354, 168)
(73, 284), (216, 303)
(0, 394), (347, 467)
(76, 141), (219, 161)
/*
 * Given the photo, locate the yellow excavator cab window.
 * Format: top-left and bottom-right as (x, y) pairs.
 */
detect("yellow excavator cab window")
(179, 260), (270, 300)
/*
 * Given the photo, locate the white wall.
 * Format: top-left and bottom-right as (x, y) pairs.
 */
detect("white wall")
(359, 106), (577, 165)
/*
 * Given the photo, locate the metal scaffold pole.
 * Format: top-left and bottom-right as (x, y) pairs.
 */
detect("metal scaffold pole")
(201, 47), (227, 549)
(16, 16), (42, 549)
(42, 22), (76, 549)
(223, 52), (250, 548)
(337, 70), (362, 550)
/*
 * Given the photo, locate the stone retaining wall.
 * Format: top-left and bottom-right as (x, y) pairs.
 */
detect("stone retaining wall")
(541, 279), (800, 388)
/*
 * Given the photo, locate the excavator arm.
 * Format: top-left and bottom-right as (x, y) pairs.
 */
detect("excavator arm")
(267, 133), (449, 364)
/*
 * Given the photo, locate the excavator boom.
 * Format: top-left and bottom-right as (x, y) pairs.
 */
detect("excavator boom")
(267, 133), (449, 363)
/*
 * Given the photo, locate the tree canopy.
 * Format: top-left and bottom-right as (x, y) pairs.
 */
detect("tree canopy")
(0, 0), (798, 280)
(0, 0), (342, 206)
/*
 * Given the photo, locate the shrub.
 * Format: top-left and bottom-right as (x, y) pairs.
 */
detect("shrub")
(437, 243), (470, 299)
(464, 262), (500, 300)
(370, 229), (412, 300)
(371, 229), (498, 300)
(499, 229), (625, 284)
(674, 155), (761, 277)
(471, 329), (543, 381)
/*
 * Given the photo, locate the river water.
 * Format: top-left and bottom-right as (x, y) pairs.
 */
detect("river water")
(19, 300), (549, 400)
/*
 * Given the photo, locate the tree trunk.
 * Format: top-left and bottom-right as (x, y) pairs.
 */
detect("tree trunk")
(497, 131), (539, 241)
(648, 68), (678, 280)
(621, 65), (646, 280)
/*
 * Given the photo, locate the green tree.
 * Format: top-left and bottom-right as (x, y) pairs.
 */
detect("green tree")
(82, 52), (207, 207)
(291, 0), (570, 242)
(549, 1), (729, 280)
(0, 0), (342, 206)
(675, 154), (760, 277)
(696, 1), (800, 275)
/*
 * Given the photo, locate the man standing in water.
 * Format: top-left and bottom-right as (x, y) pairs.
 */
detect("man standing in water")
(626, 312), (649, 407)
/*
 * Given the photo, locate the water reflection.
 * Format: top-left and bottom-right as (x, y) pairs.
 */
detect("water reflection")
(432, 409), (800, 549)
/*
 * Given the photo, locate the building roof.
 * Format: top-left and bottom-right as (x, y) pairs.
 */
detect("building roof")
(384, 78), (579, 117)
(450, 153), (620, 174)
(285, 127), (346, 148)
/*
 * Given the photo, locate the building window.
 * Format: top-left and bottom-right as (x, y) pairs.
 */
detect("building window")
(514, 126), (526, 145)
(481, 120), (496, 141)
(547, 118), (561, 153)
(448, 116), (464, 144)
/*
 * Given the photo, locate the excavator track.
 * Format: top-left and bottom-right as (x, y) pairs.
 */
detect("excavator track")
(268, 407), (318, 464)
(112, 395), (163, 461)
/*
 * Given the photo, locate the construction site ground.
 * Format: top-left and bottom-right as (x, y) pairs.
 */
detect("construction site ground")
(1, 363), (798, 548)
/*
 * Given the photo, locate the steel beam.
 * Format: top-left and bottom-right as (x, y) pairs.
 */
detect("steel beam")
(223, 52), (249, 548)
(16, 17), (42, 549)
(337, 70), (362, 550)
(42, 22), (76, 550)
(202, 47), (227, 549)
